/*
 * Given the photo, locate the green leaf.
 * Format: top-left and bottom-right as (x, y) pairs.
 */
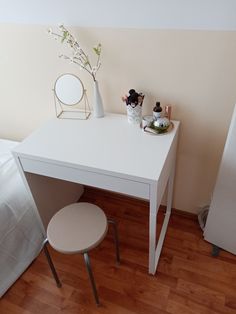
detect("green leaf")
(61, 31), (69, 43)
(93, 43), (102, 56)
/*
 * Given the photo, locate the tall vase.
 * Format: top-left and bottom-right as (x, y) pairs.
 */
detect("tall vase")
(93, 80), (104, 118)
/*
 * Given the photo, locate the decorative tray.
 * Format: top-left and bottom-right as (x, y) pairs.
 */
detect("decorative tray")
(143, 122), (174, 135)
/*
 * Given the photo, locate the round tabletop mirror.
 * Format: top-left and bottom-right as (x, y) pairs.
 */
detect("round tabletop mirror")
(54, 74), (84, 106)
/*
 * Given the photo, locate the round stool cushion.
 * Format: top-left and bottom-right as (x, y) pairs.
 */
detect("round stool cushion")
(47, 202), (108, 254)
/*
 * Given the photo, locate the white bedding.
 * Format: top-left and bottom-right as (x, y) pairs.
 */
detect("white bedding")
(0, 139), (44, 297)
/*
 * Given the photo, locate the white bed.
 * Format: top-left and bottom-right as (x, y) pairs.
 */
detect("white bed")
(0, 139), (44, 297)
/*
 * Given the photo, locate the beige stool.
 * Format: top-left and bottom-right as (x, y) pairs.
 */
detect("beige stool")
(43, 202), (120, 305)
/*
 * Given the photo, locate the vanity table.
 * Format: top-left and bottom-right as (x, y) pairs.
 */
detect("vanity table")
(13, 113), (179, 275)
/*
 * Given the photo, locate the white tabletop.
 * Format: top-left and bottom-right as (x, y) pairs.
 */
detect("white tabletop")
(14, 113), (179, 184)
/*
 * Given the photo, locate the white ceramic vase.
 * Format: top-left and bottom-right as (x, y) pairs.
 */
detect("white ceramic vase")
(93, 80), (104, 118)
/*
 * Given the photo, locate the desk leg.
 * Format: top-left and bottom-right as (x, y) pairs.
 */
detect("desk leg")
(149, 165), (175, 275)
(149, 212), (157, 275)
(166, 163), (175, 215)
(149, 184), (159, 275)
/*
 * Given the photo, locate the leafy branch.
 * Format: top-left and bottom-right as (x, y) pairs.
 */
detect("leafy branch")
(48, 25), (102, 81)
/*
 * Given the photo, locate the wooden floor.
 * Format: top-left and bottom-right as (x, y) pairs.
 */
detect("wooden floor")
(1, 188), (236, 314)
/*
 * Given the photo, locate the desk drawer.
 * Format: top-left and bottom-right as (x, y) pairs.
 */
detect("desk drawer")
(19, 157), (150, 199)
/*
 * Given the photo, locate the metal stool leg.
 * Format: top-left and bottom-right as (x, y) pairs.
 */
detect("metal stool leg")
(83, 252), (100, 305)
(108, 219), (120, 264)
(43, 240), (62, 288)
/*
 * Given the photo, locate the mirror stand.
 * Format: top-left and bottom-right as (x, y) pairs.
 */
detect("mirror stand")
(53, 74), (91, 120)
(54, 89), (91, 120)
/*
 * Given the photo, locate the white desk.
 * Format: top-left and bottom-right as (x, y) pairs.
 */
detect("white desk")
(13, 113), (179, 274)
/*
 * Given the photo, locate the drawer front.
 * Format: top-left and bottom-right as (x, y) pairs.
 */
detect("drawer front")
(19, 157), (150, 199)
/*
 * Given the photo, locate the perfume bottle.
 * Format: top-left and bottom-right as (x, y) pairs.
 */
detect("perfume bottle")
(164, 105), (172, 120)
